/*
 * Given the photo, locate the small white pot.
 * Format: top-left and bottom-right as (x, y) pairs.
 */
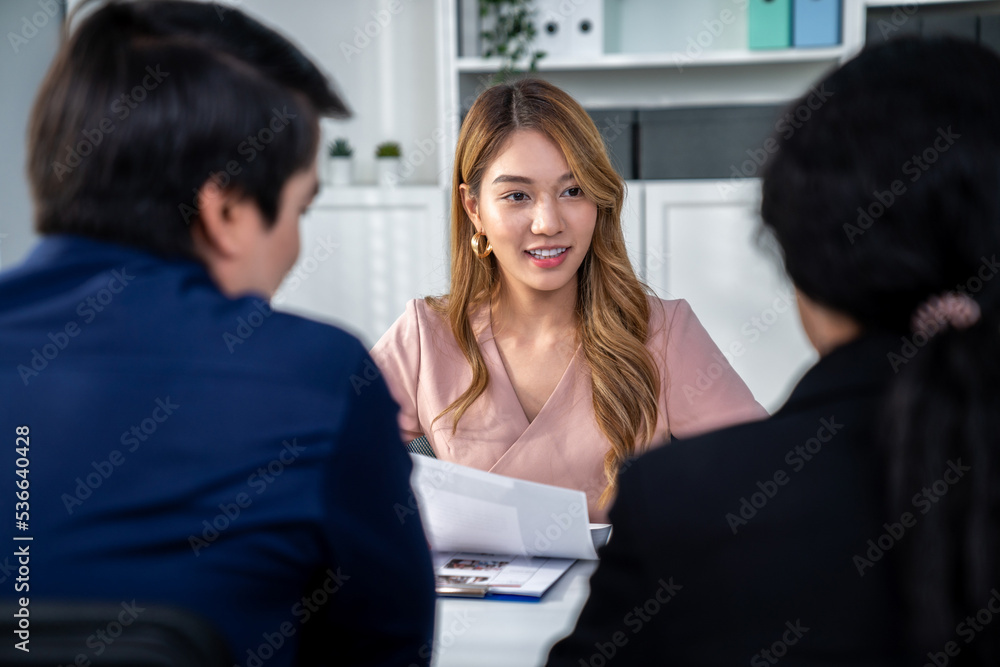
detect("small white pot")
(376, 157), (401, 187)
(327, 156), (352, 186)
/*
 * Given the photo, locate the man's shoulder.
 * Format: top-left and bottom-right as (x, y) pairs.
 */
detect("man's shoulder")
(211, 297), (368, 374)
(220, 296), (362, 351)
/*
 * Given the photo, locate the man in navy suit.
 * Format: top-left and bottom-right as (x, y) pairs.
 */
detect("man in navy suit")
(0, 2), (434, 665)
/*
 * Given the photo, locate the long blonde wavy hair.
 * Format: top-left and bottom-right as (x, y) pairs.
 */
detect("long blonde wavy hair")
(428, 79), (660, 506)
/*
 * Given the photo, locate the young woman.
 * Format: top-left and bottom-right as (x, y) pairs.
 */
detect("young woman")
(548, 37), (1000, 664)
(372, 79), (765, 521)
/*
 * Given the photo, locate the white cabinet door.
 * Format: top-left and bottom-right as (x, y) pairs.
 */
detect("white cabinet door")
(622, 180), (645, 279)
(274, 186), (449, 348)
(643, 180), (816, 413)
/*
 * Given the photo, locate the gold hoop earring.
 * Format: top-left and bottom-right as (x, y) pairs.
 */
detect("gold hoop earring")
(471, 231), (493, 259)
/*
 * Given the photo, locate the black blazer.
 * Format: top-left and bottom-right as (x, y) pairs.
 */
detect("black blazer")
(548, 335), (906, 666)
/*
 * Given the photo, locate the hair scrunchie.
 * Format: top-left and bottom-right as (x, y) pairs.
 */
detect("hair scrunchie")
(911, 292), (982, 337)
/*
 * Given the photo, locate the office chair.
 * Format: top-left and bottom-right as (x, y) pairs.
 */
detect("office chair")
(406, 435), (436, 458)
(0, 601), (232, 666)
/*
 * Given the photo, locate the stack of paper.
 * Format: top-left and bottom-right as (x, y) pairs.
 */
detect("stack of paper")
(409, 455), (611, 599)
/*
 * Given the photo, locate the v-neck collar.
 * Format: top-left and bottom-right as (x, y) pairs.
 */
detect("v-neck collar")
(471, 301), (583, 435)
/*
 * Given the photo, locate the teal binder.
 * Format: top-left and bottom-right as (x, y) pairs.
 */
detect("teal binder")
(749, 0), (792, 50)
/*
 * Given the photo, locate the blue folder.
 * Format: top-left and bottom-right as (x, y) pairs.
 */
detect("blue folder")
(793, 0), (841, 47)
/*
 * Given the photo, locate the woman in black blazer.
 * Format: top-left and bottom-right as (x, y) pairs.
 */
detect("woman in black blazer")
(548, 37), (1000, 666)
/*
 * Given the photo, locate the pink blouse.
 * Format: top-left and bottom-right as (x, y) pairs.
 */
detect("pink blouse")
(371, 295), (767, 522)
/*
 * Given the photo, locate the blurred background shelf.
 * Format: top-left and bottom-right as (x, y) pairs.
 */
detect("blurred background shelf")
(455, 46), (850, 72)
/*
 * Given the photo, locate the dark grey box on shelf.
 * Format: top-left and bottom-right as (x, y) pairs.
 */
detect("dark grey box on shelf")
(636, 105), (784, 180)
(981, 15), (1000, 55)
(586, 109), (637, 180)
(865, 13), (922, 46)
(921, 15), (978, 41)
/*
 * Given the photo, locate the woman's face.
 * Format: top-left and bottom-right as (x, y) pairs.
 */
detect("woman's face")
(461, 129), (598, 299)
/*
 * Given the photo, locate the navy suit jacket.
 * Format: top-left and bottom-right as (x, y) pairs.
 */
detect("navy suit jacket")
(0, 236), (435, 666)
(548, 334), (908, 666)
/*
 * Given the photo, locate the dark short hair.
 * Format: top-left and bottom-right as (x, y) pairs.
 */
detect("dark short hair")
(27, 0), (349, 257)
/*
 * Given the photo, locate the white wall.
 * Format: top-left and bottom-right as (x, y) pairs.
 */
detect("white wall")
(0, 0), (64, 270)
(234, 0), (442, 186)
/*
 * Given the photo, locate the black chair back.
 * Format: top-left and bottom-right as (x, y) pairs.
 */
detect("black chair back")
(406, 435), (436, 458)
(0, 601), (232, 666)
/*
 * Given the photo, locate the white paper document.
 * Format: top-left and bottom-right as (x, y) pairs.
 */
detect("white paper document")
(410, 454), (599, 560)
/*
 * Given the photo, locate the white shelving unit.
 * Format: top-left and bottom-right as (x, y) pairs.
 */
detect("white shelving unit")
(436, 0), (999, 176)
(453, 46), (850, 71)
(435, 0), (876, 182)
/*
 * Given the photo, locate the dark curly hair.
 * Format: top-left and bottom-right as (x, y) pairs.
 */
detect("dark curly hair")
(761, 37), (1000, 664)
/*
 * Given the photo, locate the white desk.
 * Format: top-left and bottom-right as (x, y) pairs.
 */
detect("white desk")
(431, 560), (597, 667)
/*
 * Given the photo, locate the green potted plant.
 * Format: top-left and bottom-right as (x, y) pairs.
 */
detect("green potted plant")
(480, 0), (545, 85)
(375, 141), (402, 187)
(326, 138), (353, 186)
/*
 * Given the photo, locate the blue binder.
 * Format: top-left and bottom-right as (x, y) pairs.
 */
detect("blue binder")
(793, 0), (841, 47)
